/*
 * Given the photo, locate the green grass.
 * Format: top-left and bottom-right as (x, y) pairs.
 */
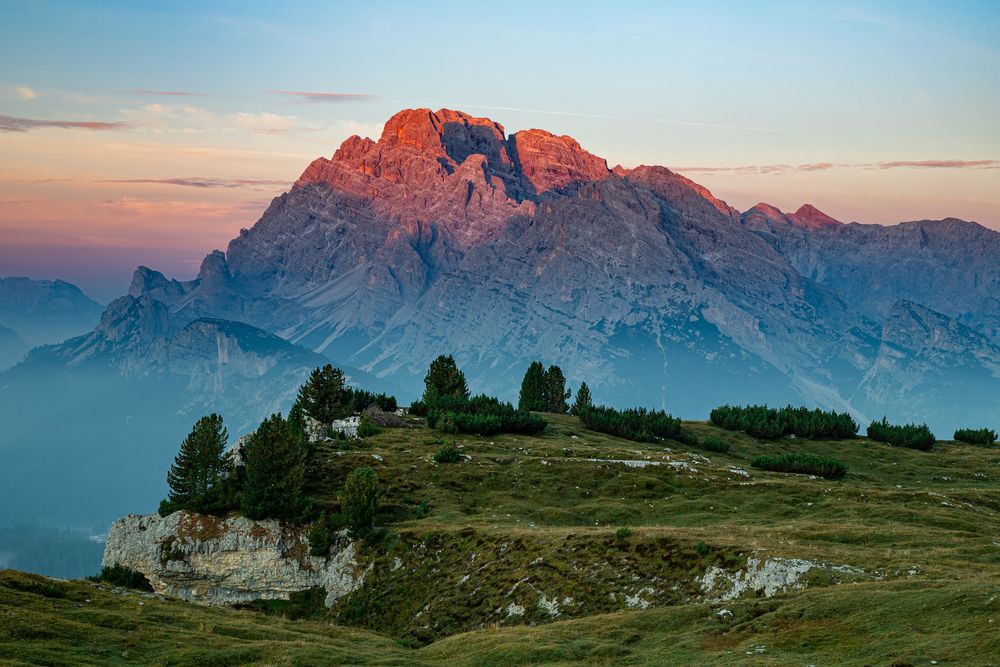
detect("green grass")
(5, 412), (1000, 664)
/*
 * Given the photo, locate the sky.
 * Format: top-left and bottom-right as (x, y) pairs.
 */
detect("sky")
(1, 0), (998, 302)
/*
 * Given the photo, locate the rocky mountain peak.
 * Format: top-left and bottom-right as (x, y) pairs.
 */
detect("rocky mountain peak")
(509, 128), (610, 196)
(741, 202), (841, 232)
(788, 204), (841, 230)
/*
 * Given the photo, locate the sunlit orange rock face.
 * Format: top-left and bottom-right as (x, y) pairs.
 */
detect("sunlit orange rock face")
(509, 128), (610, 196)
(295, 108), (616, 248)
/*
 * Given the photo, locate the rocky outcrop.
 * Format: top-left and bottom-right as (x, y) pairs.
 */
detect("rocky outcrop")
(103, 511), (366, 607)
(699, 553), (870, 602)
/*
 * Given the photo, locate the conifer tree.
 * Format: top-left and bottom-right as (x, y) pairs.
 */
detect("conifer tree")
(240, 413), (306, 520)
(287, 398), (309, 449)
(422, 354), (469, 404)
(571, 382), (593, 416)
(518, 361), (547, 411)
(340, 467), (381, 537)
(297, 365), (349, 423)
(165, 414), (231, 514)
(544, 365), (571, 414)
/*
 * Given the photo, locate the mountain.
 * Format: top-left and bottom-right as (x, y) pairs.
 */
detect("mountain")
(4, 107), (999, 537)
(0, 300), (331, 528)
(741, 209), (1000, 341)
(0, 324), (28, 371)
(0, 276), (103, 347)
(120, 107), (1000, 432)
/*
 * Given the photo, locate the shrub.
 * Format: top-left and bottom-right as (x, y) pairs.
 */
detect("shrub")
(615, 526), (633, 541)
(867, 417), (936, 451)
(340, 467), (380, 538)
(407, 399), (429, 416)
(751, 453), (848, 480)
(433, 443), (463, 464)
(577, 404), (682, 443)
(700, 437), (731, 453)
(88, 564), (154, 592)
(308, 514), (331, 558)
(344, 387), (397, 413)
(426, 394), (546, 436)
(954, 427), (997, 446)
(356, 414), (380, 439)
(694, 540), (711, 556)
(710, 404), (858, 440)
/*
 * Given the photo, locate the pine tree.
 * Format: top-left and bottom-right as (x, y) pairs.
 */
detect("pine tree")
(543, 365), (571, 413)
(570, 382), (592, 416)
(240, 413), (306, 520)
(297, 365), (349, 424)
(340, 467), (380, 537)
(518, 361), (547, 411)
(165, 414), (231, 514)
(288, 398), (309, 450)
(422, 355), (469, 404)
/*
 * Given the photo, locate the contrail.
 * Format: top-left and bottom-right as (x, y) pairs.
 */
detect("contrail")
(442, 103), (915, 142)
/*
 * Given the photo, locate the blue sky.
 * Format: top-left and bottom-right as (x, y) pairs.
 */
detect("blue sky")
(1, 0), (998, 300)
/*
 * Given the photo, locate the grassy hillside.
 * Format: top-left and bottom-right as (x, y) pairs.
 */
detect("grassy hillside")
(4, 413), (1000, 665)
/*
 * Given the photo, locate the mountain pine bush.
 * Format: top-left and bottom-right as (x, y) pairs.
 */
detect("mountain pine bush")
(710, 404), (858, 440)
(433, 443), (462, 464)
(700, 437), (731, 453)
(953, 427), (997, 446)
(577, 404), (683, 443)
(751, 452), (847, 479)
(867, 417), (936, 451)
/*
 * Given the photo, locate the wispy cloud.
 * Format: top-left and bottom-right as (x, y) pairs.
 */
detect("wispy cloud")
(15, 84), (37, 101)
(267, 90), (375, 104)
(677, 159), (1000, 175)
(99, 177), (290, 189)
(125, 89), (208, 97)
(0, 114), (129, 132)
(879, 159), (1000, 169)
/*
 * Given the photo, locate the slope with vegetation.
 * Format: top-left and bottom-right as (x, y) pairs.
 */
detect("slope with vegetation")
(5, 357), (1000, 664)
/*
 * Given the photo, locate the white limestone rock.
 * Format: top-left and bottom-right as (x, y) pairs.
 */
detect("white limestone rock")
(103, 511), (365, 607)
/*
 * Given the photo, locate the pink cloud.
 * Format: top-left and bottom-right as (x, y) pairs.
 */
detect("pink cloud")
(0, 114), (129, 132)
(878, 159), (999, 169)
(100, 177), (290, 189)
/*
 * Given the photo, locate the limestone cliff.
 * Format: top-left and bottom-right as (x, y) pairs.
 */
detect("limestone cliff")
(102, 511), (366, 607)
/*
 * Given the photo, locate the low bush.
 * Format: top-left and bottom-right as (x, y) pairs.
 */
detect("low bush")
(577, 404), (683, 443)
(700, 437), (731, 453)
(307, 513), (343, 557)
(344, 388), (397, 413)
(710, 404), (858, 440)
(867, 418), (936, 451)
(356, 414), (380, 439)
(954, 427), (997, 446)
(425, 393), (547, 436)
(433, 443), (462, 464)
(407, 400), (428, 417)
(88, 564), (154, 592)
(751, 452), (847, 479)
(615, 526), (633, 541)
